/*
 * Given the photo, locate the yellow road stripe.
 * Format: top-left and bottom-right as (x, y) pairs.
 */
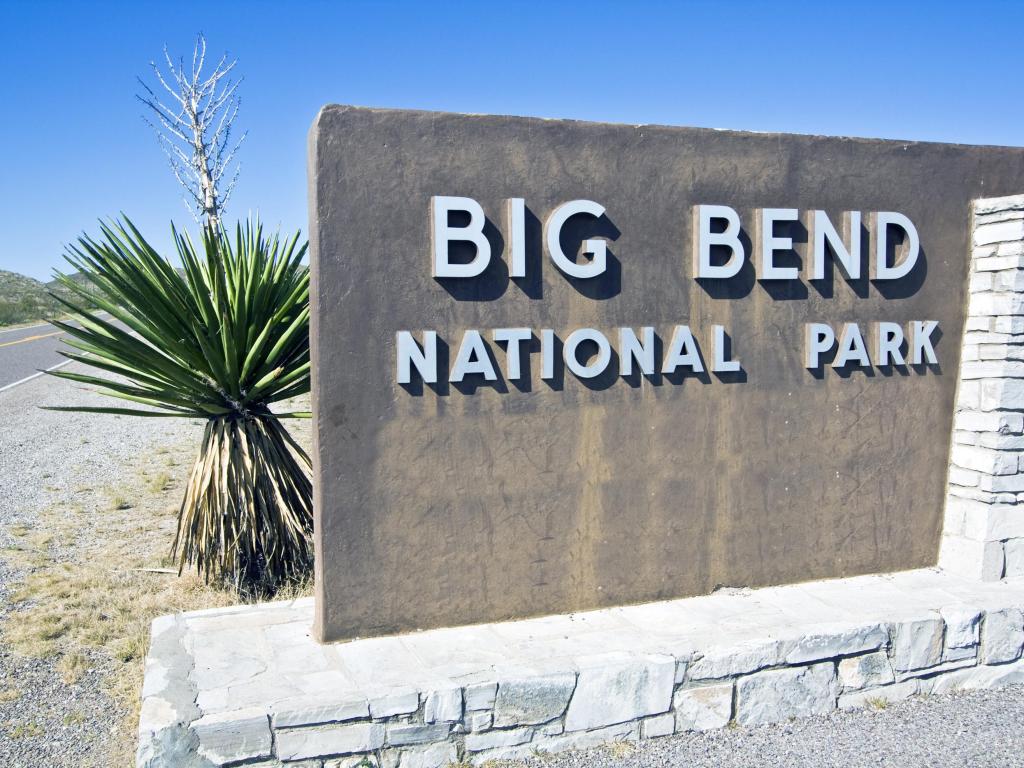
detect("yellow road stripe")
(0, 330), (63, 348)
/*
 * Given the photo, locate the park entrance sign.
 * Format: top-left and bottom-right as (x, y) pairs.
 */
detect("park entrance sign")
(136, 112), (1024, 766)
(307, 106), (1024, 643)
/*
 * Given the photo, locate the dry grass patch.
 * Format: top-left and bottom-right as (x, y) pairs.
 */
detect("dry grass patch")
(63, 709), (86, 726)
(108, 493), (132, 511)
(58, 651), (91, 684)
(0, 459), (218, 761)
(0, 398), (313, 766)
(2, 496), (240, 762)
(7, 523), (31, 539)
(0, 685), (20, 704)
(604, 740), (638, 759)
(7, 720), (44, 739)
(145, 471), (173, 494)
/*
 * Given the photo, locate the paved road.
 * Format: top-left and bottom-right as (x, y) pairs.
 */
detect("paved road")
(0, 321), (74, 392)
(0, 315), (120, 393)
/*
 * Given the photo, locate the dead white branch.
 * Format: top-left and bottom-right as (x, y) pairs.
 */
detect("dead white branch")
(137, 34), (246, 228)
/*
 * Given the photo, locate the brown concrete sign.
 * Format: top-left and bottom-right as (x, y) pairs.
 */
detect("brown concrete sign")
(307, 105), (1024, 642)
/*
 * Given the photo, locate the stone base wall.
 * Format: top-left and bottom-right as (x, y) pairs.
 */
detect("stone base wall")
(261, 630), (1024, 768)
(941, 194), (1024, 580)
(139, 572), (1024, 768)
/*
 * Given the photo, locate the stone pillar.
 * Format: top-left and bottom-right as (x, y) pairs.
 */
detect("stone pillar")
(940, 194), (1024, 580)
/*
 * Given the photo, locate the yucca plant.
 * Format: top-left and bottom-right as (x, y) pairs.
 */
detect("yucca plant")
(46, 218), (312, 595)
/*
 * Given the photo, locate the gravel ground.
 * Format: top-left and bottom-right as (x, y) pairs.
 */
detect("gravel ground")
(521, 686), (1024, 768)
(0, 366), (201, 767)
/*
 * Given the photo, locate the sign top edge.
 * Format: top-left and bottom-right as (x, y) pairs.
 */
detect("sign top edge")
(311, 103), (1024, 154)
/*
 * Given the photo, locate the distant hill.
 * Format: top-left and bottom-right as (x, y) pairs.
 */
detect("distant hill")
(0, 269), (93, 327)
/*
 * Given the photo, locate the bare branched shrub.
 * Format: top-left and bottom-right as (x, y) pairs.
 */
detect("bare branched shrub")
(137, 34), (246, 227)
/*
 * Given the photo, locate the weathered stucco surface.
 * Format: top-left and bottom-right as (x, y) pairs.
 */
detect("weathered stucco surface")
(308, 105), (1024, 642)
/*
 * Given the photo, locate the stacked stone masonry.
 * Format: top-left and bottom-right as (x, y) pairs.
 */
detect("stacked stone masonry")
(138, 570), (1024, 767)
(941, 193), (1024, 580)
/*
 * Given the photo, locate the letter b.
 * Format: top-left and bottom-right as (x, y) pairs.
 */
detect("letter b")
(693, 204), (745, 279)
(431, 196), (491, 278)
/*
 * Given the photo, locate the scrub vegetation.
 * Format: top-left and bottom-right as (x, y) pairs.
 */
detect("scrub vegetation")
(0, 270), (92, 327)
(44, 35), (312, 595)
(47, 220), (313, 594)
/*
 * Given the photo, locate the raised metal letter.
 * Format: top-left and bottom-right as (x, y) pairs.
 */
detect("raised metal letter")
(431, 196), (491, 278)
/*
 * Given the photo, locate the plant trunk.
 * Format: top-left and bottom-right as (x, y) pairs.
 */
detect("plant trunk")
(174, 414), (313, 595)
(192, 123), (220, 229)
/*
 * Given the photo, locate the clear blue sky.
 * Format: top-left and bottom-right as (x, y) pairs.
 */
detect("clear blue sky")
(1, 0), (1022, 280)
